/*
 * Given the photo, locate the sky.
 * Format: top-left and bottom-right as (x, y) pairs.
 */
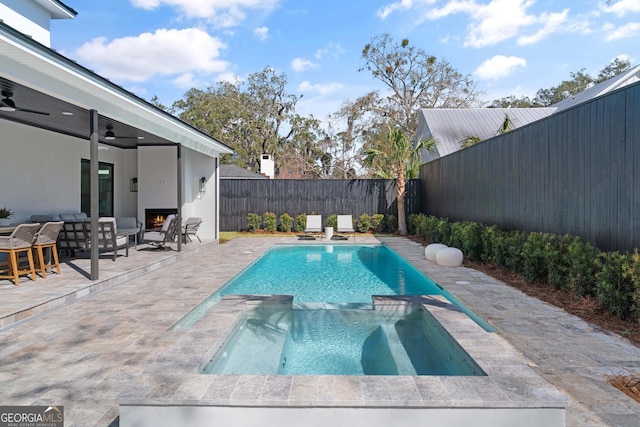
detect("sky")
(50, 0), (640, 124)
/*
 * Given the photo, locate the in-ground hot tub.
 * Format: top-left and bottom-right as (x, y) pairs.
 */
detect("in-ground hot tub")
(203, 302), (485, 376)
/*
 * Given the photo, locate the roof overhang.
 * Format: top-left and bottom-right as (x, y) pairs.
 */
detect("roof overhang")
(0, 22), (233, 157)
(34, 0), (77, 19)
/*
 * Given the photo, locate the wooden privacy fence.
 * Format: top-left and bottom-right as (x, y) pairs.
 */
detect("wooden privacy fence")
(220, 179), (421, 231)
(419, 80), (640, 252)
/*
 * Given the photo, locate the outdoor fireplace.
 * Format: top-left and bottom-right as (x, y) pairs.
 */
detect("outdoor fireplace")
(145, 208), (178, 230)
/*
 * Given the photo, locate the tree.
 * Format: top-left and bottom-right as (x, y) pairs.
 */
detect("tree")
(324, 92), (382, 178)
(533, 68), (593, 106)
(595, 57), (631, 84)
(171, 67), (319, 174)
(490, 59), (632, 108)
(488, 95), (533, 108)
(360, 33), (483, 135)
(364, 126), (436, 235)
(496, 113), (514, 135)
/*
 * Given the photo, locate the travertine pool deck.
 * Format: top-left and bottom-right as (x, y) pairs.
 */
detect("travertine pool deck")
(0, 236), (639, 426)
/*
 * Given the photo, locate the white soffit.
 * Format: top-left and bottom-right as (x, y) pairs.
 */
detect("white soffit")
(0, 27), (233, 157)
(33, 0), (77, 19)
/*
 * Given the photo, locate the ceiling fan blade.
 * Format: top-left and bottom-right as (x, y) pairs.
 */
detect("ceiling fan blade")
(17, 107), (50, 116)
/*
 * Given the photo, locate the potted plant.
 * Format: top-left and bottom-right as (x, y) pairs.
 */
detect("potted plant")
(0, 207), (14, 226)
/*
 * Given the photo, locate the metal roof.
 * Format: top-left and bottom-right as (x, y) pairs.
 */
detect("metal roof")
(552, 64), (640, 112)
(0, 21), (233, 157)
(417, 107), (557, 161)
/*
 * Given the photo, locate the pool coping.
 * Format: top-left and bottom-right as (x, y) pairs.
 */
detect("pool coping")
(119, 294), (569, 412)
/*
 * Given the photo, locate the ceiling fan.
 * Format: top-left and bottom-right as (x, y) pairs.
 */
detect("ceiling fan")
(103, 123), (144, 141)
(0, 90), (50, 115)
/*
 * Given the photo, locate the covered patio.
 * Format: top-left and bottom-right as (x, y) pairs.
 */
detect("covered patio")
(0, 17), (233, 280)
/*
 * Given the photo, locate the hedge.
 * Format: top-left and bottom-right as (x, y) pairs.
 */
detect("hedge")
(408, 213), (640, 322)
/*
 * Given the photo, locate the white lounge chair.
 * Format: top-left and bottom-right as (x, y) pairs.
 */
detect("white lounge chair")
(336, 215), (355, 241)
(303, 215), (323, 240)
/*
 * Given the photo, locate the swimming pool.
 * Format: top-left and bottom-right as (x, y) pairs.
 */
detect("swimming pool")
(203, 304), (486, 376)
(174, 244), (494, 331)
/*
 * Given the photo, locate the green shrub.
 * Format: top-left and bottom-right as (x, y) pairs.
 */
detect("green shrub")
(327, 214), (337, 229)
(263, 212), (277, 232)
(294, 214), (306, 232)
(521, 232), (553, 283)
(407, 214), (421, 235)
(448, 222), (465, 249)
(500, 230), (527, 272)
(422, 215), (437, 242)
(246, 213), (262, 232)
(278, 213), (293, 232)
(385, 214), (398, 233)
(564, 238), (599, 296)
(436, 218), (451, 246)
(358, 214), (372, 233)
(371, 214), (385, 233)
(411, 214), (428, 240)
(595, 252), (636, 320)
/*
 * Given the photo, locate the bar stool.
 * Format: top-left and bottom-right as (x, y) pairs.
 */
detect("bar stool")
(0, 223), (40, 285)
(32, 221), (64, 278)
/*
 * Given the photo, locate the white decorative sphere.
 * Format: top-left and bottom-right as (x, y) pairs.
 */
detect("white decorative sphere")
(425, 243), (448, 261)
(436, 247), (464, 267)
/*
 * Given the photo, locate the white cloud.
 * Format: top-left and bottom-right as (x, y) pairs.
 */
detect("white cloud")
(75, 28), (228, 82)
(601, 0), (640, 16)
(419, 0), (568, 48)
(474, 55), (526, 81)
(130, 0), (279, 28)
(254, 26), (269, 40)
(173, 72), (198, 89)
(315, 43), (345, 59)
(605, 21), (640, 41)
(298, 81), (344, 95)
(517, 9), (568, 45)
(377, 0), (418, 19)
(291, 57), (318, 72)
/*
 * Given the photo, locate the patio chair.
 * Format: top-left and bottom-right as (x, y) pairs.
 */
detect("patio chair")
(85, 217), (129, 261)
(116, 217), (143, 248)
(0, 223), (40, 285)
(32, 221), (64, 278)
(181, 217), (202, 243)
(141, 214), (178, 248)
(302, 215), (323, 240)
(336, 215), (355, 241)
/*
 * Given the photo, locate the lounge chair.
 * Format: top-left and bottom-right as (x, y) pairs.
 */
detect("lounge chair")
(141, 214), (178, 248)
(302, 215), (323, 240)
(181, 217), (202, 243)
(336, 215), (355, 241)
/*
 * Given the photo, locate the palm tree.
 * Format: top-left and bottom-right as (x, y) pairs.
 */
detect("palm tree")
(460, 135), (482, 148)
(364, 126), (436, 235)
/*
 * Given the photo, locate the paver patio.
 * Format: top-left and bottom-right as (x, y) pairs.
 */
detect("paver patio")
(0, 236), (638, 426)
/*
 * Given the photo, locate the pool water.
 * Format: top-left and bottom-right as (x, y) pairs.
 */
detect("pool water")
(202, 306), (486, 376)
(175, 244), (494, 331)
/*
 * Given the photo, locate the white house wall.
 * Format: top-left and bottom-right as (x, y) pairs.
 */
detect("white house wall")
(1, 120), (137, 221)
(0, 0), (53, 47)
(182, 147), (218, 240)
(137, 146), (178, 222)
